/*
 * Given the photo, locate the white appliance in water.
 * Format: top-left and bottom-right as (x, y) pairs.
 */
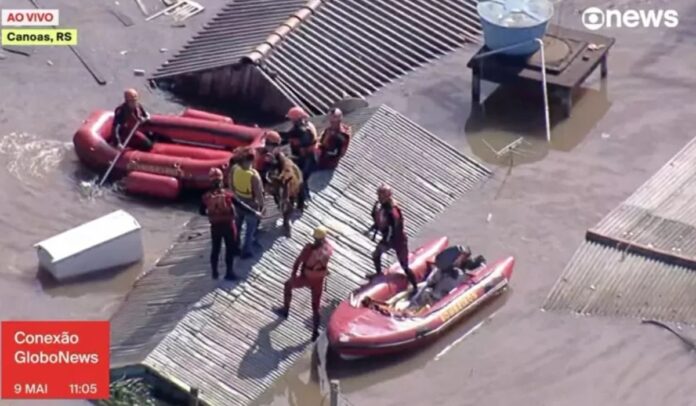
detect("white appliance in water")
(34, 210), (144, 281)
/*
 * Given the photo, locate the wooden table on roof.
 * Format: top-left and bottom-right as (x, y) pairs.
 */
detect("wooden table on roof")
(467, 25), (615, 117)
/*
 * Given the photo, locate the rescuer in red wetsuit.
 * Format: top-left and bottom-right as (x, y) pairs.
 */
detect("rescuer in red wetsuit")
(199, 168), (238, 281)
(112, 88), (153, 151)
(368, 184), (419, 293)
(318, 108), (351, 169)
(280, 106), (317, 202)
(275, 226), (333, 341)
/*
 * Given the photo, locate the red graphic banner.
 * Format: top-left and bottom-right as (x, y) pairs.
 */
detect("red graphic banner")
(1, 321), (109, 399)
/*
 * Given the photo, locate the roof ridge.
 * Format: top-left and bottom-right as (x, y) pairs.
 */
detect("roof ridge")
(242, 0), (324, 64)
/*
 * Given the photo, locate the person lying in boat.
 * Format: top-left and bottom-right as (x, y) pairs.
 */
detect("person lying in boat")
(112, 88), (153, 151)
(409, 246), (486, 309)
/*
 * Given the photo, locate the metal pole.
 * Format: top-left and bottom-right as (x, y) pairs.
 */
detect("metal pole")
(98, 122), (141, 186)
(329, 380), (340, 406)
(471, 38), (552, 143)
(535, 38), (551, 143)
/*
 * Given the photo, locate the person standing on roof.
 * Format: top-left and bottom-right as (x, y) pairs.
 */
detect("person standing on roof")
(280, 106), (318, 203)
(318, 108), (352, 170)
(229, 147), (264, 259)
(275, 226), (333, 341)
(199, 168), (239, 281)
(257, 131), (283, 187)
(368, 184), (419, 293)
(112, 88), (153, 151)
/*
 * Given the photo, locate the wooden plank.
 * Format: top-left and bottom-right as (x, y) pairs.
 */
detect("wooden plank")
(586, 228), (696, 270)
(108, 8), (135, 26)
(68, 46), (107, 85)
(27, 0), (107, 85)
(1, 46), (33, 56)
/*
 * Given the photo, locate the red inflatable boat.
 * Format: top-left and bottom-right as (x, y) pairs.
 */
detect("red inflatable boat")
(327, 237), (514, 359)
(73, 108), (268, 199)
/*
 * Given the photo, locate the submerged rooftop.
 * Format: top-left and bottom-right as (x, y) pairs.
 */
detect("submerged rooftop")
(109, 104), (491, 405)
(150, 0), (482, 116)
(544, 136), (696, 325)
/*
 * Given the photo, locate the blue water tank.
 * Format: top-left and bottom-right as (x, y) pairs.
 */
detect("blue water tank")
(477, 0), (554, 56)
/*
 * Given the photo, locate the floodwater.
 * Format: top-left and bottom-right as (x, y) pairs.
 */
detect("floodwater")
(3, 0), (696, 405)
(256, 292), (510, 406)
(464, 80), (611, 167)
(0, 129), (192, 318)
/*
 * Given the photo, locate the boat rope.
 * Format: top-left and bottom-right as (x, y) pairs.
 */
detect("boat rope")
(642, 319), (696, 352)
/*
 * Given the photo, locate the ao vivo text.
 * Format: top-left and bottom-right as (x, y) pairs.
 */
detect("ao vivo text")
(1, 9), (60, 26)
(1, 321), (110, 399)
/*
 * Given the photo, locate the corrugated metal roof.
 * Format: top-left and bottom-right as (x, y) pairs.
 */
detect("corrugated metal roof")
(151, 0), (482, 114)
(544, 136), (696, 325)
(109, 104), (491, 405)
(151, 0), (309, 78)
(543, 241), (696, 324)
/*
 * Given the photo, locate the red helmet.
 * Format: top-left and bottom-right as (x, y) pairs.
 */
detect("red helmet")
(124, 88), (138, 101)
(264, 131), (281, 145)
(209, 167), (224, 181)
(286, 106), (309, 121)
(377, 184), (392, 199)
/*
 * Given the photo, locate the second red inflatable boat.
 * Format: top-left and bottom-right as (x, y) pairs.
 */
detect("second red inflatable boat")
(327, 237), (514, 359)
(73, 108), (268, 199)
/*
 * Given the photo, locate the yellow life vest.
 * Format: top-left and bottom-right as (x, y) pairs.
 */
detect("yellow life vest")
(230, 164), (257, 199)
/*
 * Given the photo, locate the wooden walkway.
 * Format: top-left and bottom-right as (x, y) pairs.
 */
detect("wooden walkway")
(109, 105), (491, 405)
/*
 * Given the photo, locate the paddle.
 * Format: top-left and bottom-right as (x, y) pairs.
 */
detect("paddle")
(232, 197), (263, 219)
(98, 122), (141, 187)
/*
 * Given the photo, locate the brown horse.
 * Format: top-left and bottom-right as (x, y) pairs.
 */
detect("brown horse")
(265, 151), (304, 237)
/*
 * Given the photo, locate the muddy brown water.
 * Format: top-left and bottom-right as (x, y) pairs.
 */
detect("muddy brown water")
(4, 1), (696, 405)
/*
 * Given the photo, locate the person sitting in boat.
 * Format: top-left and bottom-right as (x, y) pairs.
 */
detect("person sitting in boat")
(112, 88), (153, 151)
(317, 108), (352, 170)
(410, 246), (486, 308)
(279, 106), (318, 203)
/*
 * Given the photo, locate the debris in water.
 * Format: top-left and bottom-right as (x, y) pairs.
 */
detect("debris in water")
(601, 132), (610, 139)
(46, 60), (53, 66)
(120, 50), (128, 55)
(133, 69), (145, 76)
(171, 22), (186, 28)
(642, 319), (696, 352)
(589, 284), (596, 291)
(159, 48), (168, 53)
(486, 213), (492, 223)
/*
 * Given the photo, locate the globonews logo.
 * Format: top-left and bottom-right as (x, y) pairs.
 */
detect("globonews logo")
(581, 7), (679, 30)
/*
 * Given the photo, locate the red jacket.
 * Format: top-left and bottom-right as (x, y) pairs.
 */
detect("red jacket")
(320, 124), (351, 156)
(372, 201), (406, 244)
(201, 188), (236, 225)
(293, 240), (334, 278)
(113, 102), (149, 137)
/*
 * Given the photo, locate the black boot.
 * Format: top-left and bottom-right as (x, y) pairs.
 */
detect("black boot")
(311, 314), (321, 341)
(224, 272), (236, 281)
(273, 307), (289, 319)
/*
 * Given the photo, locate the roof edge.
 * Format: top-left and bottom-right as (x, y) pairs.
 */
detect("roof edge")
(242, 0), (324, 64)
